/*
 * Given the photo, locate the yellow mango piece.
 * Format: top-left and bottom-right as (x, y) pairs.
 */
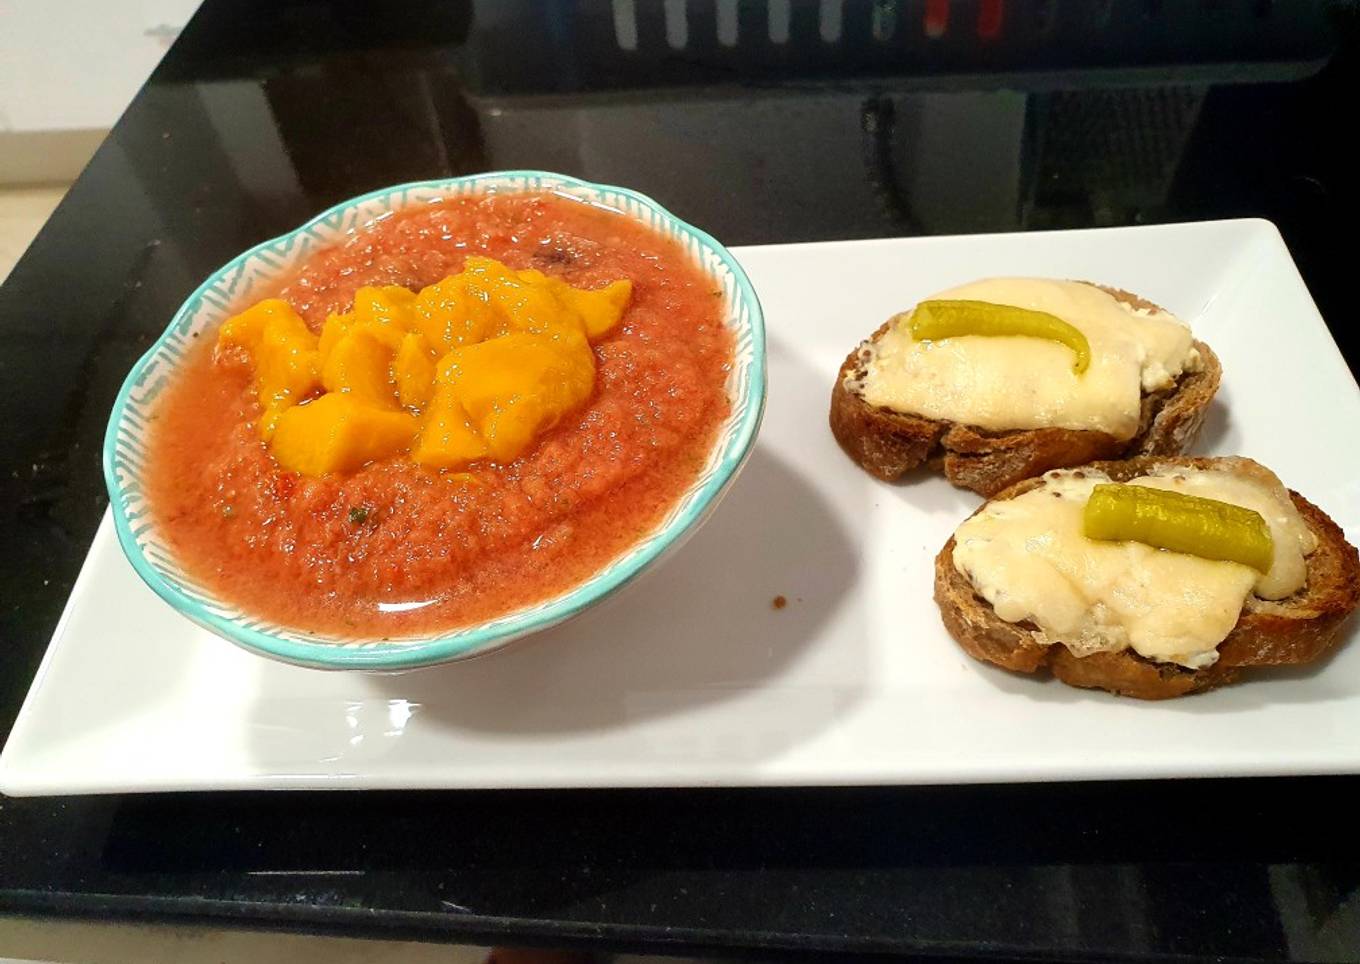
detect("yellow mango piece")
(319, 289), (416, 364)
(411, 386), (488, 470)
(220, 262), (625, 475)
(413, 275), (496, 352)
(322, 328), (397, 409)
(317, 312), (358, 363)
(393, 332), (436, 409)
(255, 309), (322, 439)
(323, 315), (405, 360)
(462, 256), (580, 336)
(270, 394), (418, 476)
(557, 280), (632, 340)
(357, 318), (406, 352)
(218, 298), (298, 354)
(353, 285), (417, 330)
(515, 269), (631, 340)
(439, 330), (595, 463)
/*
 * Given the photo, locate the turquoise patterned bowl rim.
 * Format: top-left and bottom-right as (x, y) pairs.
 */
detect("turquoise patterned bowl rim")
(102, 171), (767, 671)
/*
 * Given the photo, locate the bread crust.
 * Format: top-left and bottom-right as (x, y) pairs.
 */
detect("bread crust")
(933, 457), (1360, 699)
(829, 285), (1222, 497)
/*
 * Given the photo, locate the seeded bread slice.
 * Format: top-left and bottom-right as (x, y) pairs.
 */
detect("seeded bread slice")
(933, 456), (1360, 699)
(829, 285), (1222, 497)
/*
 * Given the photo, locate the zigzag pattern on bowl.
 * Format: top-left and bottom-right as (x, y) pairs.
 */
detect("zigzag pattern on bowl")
(105, 172), (765, 665)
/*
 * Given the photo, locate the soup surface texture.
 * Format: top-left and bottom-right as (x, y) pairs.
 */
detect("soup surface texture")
(147, 191), (734, 638)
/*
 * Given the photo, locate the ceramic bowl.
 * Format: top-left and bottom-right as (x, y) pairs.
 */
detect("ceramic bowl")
(103, 171), (766, 670)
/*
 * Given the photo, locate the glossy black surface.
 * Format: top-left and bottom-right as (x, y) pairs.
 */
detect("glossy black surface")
(3, 1), (1359, 959)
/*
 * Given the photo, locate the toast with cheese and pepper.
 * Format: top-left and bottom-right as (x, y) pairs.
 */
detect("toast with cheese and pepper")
(935, 456), (1358, 699)
(830, 279), (1221, 496)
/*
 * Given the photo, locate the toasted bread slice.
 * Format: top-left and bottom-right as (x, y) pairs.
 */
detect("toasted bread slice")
(934, 456), (1360, 699)
(829, 285), (1222, 497)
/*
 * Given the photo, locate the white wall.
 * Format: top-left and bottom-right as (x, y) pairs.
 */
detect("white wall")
(0, 0), (202, 182)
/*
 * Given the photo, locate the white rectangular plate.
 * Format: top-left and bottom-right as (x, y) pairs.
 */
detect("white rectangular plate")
(4, 218), (1359, 795)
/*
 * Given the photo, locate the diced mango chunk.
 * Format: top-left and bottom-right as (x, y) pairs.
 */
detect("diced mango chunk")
(320, 289), (414, 364)
(270, 394), (418, 476)
(560, 280), (632, 339)
(439, 330), (595, 463)
(253, 307), (322, 440)
(462, 256), (579, 337)
(359, 318), (407, 352)
(393, 332), (436, 409)
(318, 312), (358, 363)
(352, 285), (417, 329)
(219, 299), (298, 355)
(413, 275), (496, 352)
(517, 271), (631, 340)
(411, 386), (488, 469)
(217, 258), (633, 476)
(255, 310), (320, 406)
(322, 327), (398, 409)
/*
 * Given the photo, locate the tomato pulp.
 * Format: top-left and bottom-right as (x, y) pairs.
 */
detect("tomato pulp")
(147, 192), (734, 637)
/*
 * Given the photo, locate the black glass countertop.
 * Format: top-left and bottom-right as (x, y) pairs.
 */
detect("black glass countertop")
(3, 1), (1360, 960)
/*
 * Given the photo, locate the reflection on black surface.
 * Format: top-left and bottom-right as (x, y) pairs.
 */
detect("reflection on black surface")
(461, 0), (1336, 93)
(160, 0), (1340, 88)
(85, 780), (1360, 957)
(2, 0), (1360, 958)
(129, 3), (1358, 346)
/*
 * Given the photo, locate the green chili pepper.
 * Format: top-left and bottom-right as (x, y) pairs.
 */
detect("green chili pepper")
(1083, 483), (1274, 573)
(910, 299), (1092, 374)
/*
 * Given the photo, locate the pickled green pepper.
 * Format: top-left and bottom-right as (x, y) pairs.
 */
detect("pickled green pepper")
(1083, 483), (1274, 573)
(909, 299), (1091, 374)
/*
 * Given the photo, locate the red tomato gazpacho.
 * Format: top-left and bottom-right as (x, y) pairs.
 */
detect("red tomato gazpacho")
(147, 191), (734, 638)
